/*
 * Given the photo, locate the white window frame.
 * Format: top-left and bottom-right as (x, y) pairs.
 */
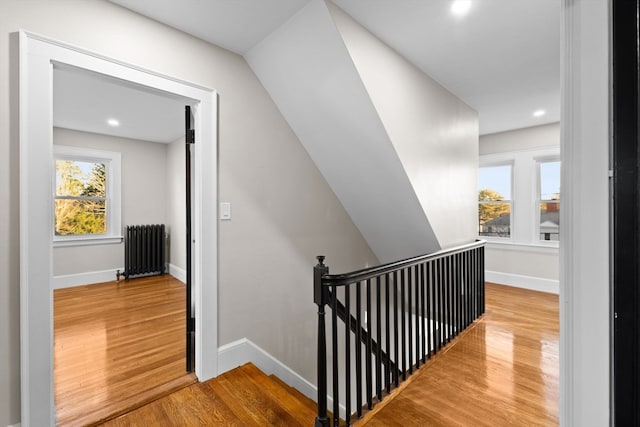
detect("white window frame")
(536, 156), (561, 244)
(478, 161), (514, 241)
(479, 146), (560, 250)
(53, 145), (122, 247)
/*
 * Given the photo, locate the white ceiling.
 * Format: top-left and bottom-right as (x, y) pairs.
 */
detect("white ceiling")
(53, 63), (194, 143)
(108, 0), (560, 136)
(54, 1), (559, 141)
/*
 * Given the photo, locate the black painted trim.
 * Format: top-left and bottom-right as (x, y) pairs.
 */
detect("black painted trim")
(612, 0), (640, 424)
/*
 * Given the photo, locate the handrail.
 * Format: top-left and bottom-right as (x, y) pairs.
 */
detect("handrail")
(321, 240), (485, 285)
(314, 240), (486, 427)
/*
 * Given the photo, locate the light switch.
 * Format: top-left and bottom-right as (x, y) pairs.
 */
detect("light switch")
(220, 202), (231, 220)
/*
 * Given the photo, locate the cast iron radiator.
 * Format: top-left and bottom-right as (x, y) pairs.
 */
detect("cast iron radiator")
(119, 224), (166, 280)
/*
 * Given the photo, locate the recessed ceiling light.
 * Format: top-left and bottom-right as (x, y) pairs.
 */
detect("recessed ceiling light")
(533, 110), (546, 118)
(451, 0), (472, 16)
(107, 118), (120, 127)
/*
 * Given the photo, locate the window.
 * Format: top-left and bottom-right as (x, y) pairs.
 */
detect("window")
(478, 164), (512, 238)
(53, 145), (121, 246)
(478, 147), (560, 248)
(538, 160), (560, 241)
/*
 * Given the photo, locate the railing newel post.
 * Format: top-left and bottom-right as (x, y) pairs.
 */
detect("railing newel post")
(314, 255), (330, 427)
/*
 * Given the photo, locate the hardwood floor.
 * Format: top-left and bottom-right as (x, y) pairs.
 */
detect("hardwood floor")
(57, 281), (558, 426)
(360, 283), (559, 426)
(54, 275), (193, 426)
(100, 363), (318, 426)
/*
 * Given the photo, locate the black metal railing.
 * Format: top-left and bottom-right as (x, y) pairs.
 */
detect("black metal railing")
(314, 240), (485, 426)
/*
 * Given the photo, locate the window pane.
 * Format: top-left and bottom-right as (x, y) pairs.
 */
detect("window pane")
(478, 203), (511, 237)
(56, 160), (106, 197)
(55, 199), (106, 235)
(540, 161), (560, 200)
(479, 165), (511, 200)
(539, 201), (560, 241)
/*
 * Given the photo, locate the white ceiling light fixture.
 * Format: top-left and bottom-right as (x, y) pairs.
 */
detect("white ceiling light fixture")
(107, 118), (120, 127)
(533, 109), (546, 117)
(451, 0), (472, 16)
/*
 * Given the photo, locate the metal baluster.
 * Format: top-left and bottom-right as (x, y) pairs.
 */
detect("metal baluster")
(415, 264), (421, 368)
(447, 256), (453, 342)
(356, 281), (362, 417)
(437, 258), (443, 351)
(465, 250), (471, 328)
(376, 275), (382, 401)
(393, 271), (399, 387)
(400, 269), (406, 380)
(480, 246), (486, 315)
(420, 263), (426, 364)
(331, 285), (339, 427)
(426, 261), (432, 359)
(384, 273), (391, 393)
(453, 254), (462, 335)
(407, 266), (413, 375)
(472, 248), (477, 320)
(344, 285), (351, 426)
(366, 279), (373, 409)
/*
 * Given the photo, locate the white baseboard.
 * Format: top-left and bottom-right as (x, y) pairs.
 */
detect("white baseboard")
(485, 270), (559, 294)
(7, 422), (21, 427)
(217, 338), (345, 417)
(218, 338), (317, 401)
(53, 264), (182, 289)
(168, 264), (186, 283)
(53, 268), (122, 289)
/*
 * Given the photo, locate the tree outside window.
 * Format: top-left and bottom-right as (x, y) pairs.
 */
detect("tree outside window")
(55, 159), (107, 235)
(478, 165), (512, 238)
(53, 145), (121, 246)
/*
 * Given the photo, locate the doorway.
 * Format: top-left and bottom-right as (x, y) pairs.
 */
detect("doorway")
(19, 31), (218, 426)
(51, 63), (197, 424)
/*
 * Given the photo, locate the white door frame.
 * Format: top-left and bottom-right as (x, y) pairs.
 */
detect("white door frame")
(19, 30), (218, 426)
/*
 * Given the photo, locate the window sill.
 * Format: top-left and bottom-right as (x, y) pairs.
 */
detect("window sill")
(53, 235), (123, 248)
(482, 239), (559, 254)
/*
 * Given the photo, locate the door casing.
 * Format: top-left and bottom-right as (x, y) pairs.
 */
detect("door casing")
(19, 30), (219, 426)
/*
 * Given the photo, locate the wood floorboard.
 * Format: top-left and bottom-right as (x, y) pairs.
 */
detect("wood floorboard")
(94, 282), (557, 426)
(100, 363), (318, 426)
(54, 275), (192, 426)
(358, 283), (559, 427)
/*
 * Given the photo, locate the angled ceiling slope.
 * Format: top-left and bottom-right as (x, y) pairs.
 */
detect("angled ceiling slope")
(247, 0), (478, 262)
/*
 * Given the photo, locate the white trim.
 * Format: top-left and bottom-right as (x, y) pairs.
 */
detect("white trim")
(53, 268), (122, 289)
(52, 236), (123, 247)
(7, 423), (22, 427)
(53, 268), (185, 289)
(485, 270), (559, 294)
(485, 240), (559, 254)
(218, 338), (345, 418)
(561, 0), (611, 425)
(218, 338), (317, 403)
(168, 264), (186, 284)
(19, 30), (219, 426)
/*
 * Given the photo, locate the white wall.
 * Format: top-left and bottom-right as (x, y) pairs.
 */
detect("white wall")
(329, 2), (479, 249)
(480, 123), (560, 292)
(0, 2), (378, 426)
(53, 127), (168, 277)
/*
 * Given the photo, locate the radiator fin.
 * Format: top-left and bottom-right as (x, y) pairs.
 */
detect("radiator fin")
(124, 224), (166, 280)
